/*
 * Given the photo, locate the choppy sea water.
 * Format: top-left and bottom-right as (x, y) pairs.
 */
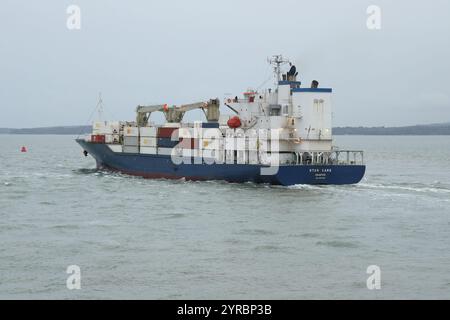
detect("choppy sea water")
(0, 134), (449, 299)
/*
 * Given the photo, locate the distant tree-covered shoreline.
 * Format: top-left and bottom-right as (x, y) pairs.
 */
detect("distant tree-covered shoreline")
(1, 123), (449, 135)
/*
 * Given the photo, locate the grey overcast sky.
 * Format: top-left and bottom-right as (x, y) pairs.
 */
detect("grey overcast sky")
(0, 0), (449, 128)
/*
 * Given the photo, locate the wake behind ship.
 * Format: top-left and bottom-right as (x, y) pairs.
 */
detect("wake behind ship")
(77, 55), (365, 186)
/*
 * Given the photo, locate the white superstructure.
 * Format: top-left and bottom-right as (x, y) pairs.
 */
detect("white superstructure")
(224, 54), (333, 153)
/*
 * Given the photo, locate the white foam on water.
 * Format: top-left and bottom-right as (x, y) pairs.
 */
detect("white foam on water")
(287, 184), (324, 190)
(357, 183), (450, 194)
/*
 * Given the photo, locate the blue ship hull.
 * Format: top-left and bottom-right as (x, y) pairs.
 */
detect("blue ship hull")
(76, 139), (365, 186)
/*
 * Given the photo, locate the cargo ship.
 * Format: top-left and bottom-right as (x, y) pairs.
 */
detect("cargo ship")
(76, 55), (365, 186)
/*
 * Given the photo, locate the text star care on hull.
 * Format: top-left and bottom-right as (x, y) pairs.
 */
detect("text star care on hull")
(76, 55), (365, 186)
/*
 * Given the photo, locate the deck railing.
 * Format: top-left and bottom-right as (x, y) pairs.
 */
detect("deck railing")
(294, 150), (364, 165)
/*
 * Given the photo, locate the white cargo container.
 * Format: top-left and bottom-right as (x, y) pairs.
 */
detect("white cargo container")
(201, 137), (223, 150)
(258, 151), (270, 165)
(93, 121), (113, 134)
(139, 127), (157, 137)
(237, 150), (247, 164)
(225, 149), (235, 164)
(124, 126), (139, 137)
(140, 137), (157, 147)
(193, 148), (202, 159)
(105, 135), (113, 144)
(248, 150), (259, 164)
(247, 135), (258, 151)
(105, 134), (120, 144)
(236, 135), (246, 151)
(123, 136), (139, 146)
(225, 135), (236, 151)
(258, 138), (270, 153)
(140, 147), (157, 154)
(107, 121), (121, 134)
(178, 127), (193, 138)
(92, 121), (106, 132)
(206, 149), (225, 164)
(181, 148), (194, 158)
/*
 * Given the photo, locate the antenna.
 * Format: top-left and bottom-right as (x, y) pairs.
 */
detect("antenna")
(96, 92), (104, 120)
(268, 54), (290, 84)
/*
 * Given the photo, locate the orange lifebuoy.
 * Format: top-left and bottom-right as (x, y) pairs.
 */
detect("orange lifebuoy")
(227, 116), (241, 129)
(227, 98), (232, 103)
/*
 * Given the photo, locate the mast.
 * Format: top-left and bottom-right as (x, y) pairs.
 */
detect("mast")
(268, 54), (290, 86)
(96, 92), (104, 120)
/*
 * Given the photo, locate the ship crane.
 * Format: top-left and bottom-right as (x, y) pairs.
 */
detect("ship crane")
(135, 98), (220, 126)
